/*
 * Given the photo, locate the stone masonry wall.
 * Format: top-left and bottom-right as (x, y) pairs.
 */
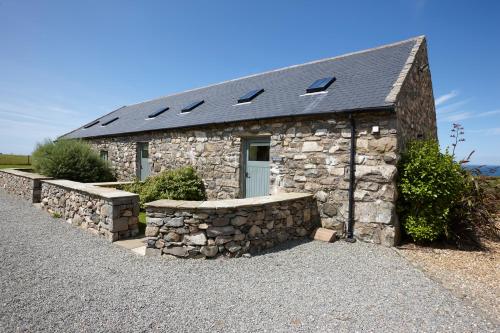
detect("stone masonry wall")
(145, 193), (319, 258)
(89, 136), (140, 180)
(86, 112), (399, 246)
(268, 113), (399, 245)
(393, 38), (437, 150)
(40, 180), (140, 242)
(0, 169), (52, 203)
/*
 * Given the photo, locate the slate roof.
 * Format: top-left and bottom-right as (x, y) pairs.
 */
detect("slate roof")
(62, 36), (423, 139)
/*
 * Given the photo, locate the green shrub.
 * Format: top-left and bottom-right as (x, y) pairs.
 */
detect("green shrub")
(123, 167), (206, 207)
(32, 139), (115, 182)
(397, 140), (468, 242)
(448, 173), (499, 248)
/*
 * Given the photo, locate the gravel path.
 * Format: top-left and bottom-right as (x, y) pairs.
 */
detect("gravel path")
(0, 190), (498, 332)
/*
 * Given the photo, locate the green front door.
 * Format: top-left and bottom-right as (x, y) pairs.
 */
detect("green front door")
(137, 142), (150, 181)
(243, 138), (270, 198)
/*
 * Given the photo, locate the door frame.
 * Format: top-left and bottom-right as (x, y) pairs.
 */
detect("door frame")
(241, 137), (271, 198)
(136, 141), (150, 181)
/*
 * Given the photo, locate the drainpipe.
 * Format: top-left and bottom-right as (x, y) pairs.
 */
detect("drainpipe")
(346, 113), (356, 242)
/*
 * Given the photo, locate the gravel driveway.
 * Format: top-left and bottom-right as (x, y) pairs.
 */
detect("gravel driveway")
(0, 190), (497, 332)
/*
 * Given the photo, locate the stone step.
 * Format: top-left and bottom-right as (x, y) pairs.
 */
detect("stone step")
(311, 228), (336, 242)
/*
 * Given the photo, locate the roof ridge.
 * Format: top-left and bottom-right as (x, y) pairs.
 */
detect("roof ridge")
(124, 35), (425, 109)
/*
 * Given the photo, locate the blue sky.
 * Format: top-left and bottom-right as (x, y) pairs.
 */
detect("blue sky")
(1, 0), (499, 164)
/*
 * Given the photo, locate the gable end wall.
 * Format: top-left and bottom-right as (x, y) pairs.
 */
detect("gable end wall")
(394, 39), (437, 151)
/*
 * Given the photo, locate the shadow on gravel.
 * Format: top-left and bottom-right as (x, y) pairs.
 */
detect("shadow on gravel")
(250, 238), (315, 257)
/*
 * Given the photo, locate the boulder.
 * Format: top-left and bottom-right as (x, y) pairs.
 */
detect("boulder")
(322, 203), (337, 217)
(145, 226), (160, 237)
(163, 246), (189, 257)
(164, 232), (180, 242)
(302, 141), (323, 152)
(200, 245), (218, 257)
(248, 225), (261, 238)
(231, 216), (247, 226)
(206, 226), (235, 237)
(183, 231), (207, 246)
(165, 217), (184, 227)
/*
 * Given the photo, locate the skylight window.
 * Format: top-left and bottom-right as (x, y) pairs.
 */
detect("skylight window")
(83, 120), (99, 129)
(181, 100), (204, 113)
(148, 107), (169, 118)
(306, 77), (336, 93)
(237, 88), (264, 103)
(101, 117), (119, 126)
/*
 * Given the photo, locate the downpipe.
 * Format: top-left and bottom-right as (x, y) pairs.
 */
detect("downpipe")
(345, 113), (356, 243)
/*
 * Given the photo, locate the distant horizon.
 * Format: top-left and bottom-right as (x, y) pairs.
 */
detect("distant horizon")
(1, 1), (499, 163)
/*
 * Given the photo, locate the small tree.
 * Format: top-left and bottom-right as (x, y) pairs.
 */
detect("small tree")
(32, 139), (115, 182)
(397, 140), (468, 242)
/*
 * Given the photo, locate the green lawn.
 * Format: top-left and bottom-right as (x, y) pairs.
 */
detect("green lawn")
(0, 164), (32, 169)
(0, 154), (32, 170)
(138, 211), (146, 234)
(0, 154), (31, 165)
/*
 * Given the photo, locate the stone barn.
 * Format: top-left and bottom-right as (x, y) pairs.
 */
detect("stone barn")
(61, 36), (437, 246)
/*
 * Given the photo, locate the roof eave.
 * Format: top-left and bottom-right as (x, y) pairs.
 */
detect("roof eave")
(61, 105), (395, 140)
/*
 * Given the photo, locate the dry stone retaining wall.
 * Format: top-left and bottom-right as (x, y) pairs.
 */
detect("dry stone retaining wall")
(0, 169), (52, 203)
(40, 180), (140, 242)
(144, 193), (319, 258)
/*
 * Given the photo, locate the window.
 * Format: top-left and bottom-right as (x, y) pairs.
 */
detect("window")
(237, 88), (264, 103)
(83, 120), (99, 129)
(141, 145), (149, 158)
(181, 100), (204, 113)
(306, 77), (336, 93)
(248, 145), (270, 161)
(100, 150), (108, 161)
(148, 107), (169, 118)
(101, 117), (119, 126)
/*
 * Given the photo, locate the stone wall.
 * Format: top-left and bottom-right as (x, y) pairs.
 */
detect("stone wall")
(40, 180), (140, 242)
(86, 111), (400, 246)
(0, 169), (52, 203)
(144, 193), (319, 258)
(392, 37), (437, 150)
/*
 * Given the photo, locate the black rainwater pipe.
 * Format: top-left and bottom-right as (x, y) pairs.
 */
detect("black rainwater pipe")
(346, 113), (356, 242)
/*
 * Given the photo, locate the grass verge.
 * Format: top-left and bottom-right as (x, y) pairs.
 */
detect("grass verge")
(0, 164), (32, 169)
(138, 211), (146, 234)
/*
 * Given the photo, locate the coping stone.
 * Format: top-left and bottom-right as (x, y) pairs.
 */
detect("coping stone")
(0, 168), (52, 180)
(42, 179), (138, 199)
(146, 193), (313, 210)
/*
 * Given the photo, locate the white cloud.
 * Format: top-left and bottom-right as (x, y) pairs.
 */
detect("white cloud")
(439, 109), (500, 122)
(477, 110), (500, 117)
(440, 111), (471, 122)
(0, 97), (91, 154)
(436, 99), (471, 114)
(468, 127), (500, 136)
(435, 90), (458, 106)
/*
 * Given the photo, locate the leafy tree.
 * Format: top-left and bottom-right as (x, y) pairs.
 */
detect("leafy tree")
(32, 139), (115, 182)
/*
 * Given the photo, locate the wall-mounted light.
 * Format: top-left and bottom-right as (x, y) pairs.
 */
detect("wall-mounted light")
(372, 125), (380, 134)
